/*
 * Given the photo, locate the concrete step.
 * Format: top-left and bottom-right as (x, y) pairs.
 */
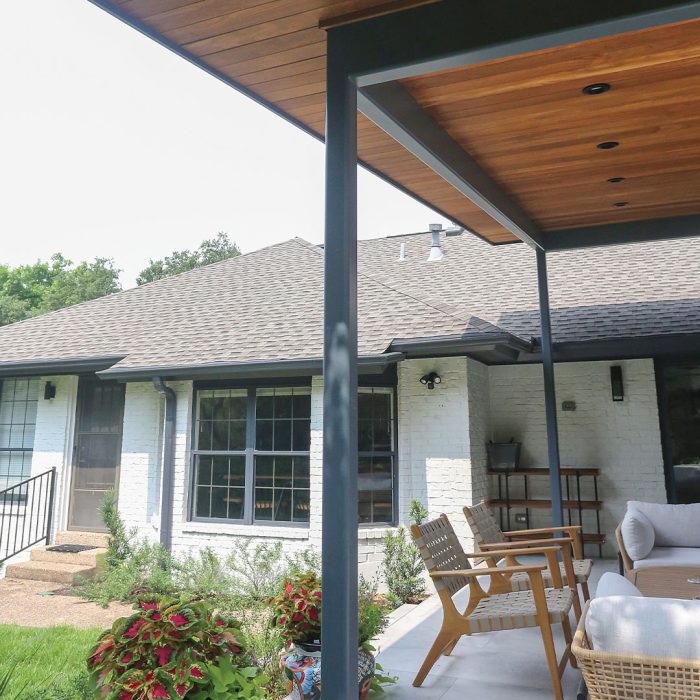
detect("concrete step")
(30, 545), (107, 566)
(55, 530), (110, 548)
(5, 560), (97, 585)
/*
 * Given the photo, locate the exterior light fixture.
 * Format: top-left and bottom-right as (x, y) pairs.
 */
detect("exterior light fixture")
(608, 177), (625, 183)
(597, 141), (619, 150)
(420, 372), (442, 390)
(44, 381), (56, 400)
(610, 365), (624, 401)
(582, 82), (611, 95)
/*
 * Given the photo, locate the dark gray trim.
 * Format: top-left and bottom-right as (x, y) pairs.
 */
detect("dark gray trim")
(544, 214), (700, 250)
(0, 356), (125, 378)
(359, 82), (545, 248)
(390, 332), (533, 356)
(653, 358), (676, 503)
(152, 377), (176, 552)
(536, 249), (564, 527)
(86, 1), (484, 246)
(337, 0), (700, 86)
(322, 31), (359, 696)
(98, 354), (403, 381)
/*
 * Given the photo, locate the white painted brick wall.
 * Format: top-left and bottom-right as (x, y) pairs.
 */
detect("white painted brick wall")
(118, 382), (163, 542)
(397, 357), (483, 549)
(488, 359), (666, 556)
(31, 375), (78, 537)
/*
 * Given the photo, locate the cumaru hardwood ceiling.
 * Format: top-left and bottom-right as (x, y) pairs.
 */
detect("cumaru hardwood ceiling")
(106, 1), (700, 244)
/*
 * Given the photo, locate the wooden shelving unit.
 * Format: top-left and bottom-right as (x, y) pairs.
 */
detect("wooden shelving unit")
(487, 467), (605, 557)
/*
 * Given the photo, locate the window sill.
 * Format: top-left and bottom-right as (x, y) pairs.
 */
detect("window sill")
(182, 521), (310, 540)
(358, 525), (397, 540)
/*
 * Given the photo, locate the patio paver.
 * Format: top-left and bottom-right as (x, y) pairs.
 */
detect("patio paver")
(377, 558), (618, 699)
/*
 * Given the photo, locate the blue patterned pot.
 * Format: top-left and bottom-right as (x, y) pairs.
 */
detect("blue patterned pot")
(281, 642), (375, 700)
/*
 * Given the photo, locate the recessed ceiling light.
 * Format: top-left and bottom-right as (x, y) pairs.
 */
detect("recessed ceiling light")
(613, 201), (629, 207)
(608, 177), (626, 183)
(583, 82), (611, 95)
(597, 141), (620, 150)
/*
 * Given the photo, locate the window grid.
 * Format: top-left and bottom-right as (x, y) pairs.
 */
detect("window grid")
(0, 378), (39, 491)
(358, 387), (396, 525)
(192, 387), (311, 525)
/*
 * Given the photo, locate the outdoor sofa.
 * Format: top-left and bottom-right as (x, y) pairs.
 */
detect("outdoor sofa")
(572, 572), (700, 699)
(616, 500), (700, 572)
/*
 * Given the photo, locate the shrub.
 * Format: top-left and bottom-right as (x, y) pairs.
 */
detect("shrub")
(173, 548), (234, 599)
(382, 497), (428, 607)
(88, 597), (265, 700)
(100, 489), (135, 568)
(357, 577), (389, 650)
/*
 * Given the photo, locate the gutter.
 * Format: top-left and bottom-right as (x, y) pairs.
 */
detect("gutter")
(98, 353), (404, 382)
(389, 332), (534, 357)
(0, 355), (126, 378)
(152, 377), (176, 552)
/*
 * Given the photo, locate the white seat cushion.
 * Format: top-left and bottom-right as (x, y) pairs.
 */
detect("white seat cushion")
(629, 501), (700, 548)
(595, 572), (642, 598)
(586, 596), (700, 659)
(633, 546), (700, 569)
(621, 509), (655, 561)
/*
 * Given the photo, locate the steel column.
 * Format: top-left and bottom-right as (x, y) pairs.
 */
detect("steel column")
(536, 249), (564, 527)
(322, 30), (359, 699)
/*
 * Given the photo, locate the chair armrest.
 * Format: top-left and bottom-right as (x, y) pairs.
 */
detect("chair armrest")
(430, 564), (546, 579)
(480, 537), (573, 549)
(463, 546), (561, 559)
(503, 525), (581, 537)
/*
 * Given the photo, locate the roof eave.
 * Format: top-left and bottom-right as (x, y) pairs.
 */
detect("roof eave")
(0, 355), (127, 378)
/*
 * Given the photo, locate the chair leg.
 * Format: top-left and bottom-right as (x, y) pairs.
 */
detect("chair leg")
(561, 615), (577, 669)
(443, 636), (460, 656)
(581, 581), (590, 602)
(413, 629), (457, 687)
(537, 618), (565, 700)
(571, 584), (582, 621)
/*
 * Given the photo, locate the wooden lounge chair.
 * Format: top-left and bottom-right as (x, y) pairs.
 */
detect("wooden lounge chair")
(464, 501), (592, 612)
(411, 514), (575, 700)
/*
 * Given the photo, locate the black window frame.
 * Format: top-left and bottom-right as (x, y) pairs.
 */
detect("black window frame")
(0, 377), (40, 496)
(190, 380), (312, 528)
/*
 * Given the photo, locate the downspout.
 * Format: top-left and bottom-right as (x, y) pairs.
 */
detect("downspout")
(152, 377), (176, 552)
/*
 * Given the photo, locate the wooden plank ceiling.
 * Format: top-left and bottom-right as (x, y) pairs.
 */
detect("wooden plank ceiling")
(111, 1), (700, 244)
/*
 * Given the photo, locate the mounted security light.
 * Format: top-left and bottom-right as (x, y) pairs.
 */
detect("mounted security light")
(419, 372), (442, 390)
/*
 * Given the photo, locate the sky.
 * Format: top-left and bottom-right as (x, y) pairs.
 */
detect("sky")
(0, 1), (440, 288)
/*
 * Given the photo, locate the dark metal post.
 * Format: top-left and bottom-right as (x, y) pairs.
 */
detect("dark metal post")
(322, 30), (359, 699)
(45, 468), (57, 544)
(536, 248), (564, 527)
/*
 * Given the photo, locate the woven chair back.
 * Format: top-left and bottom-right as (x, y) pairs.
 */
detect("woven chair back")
(412, 514), (470, 597)
(464, 501), (507, 548)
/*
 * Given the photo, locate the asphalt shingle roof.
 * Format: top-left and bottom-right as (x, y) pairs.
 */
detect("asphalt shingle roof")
(0, 232), (697, 373)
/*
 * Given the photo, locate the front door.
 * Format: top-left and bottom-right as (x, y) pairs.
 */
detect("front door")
(68, 377), (125, 531)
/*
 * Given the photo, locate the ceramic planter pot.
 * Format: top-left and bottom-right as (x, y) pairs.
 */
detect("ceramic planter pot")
(281, 642), (375, 700)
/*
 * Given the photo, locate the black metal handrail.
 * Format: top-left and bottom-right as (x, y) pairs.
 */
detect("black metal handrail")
(0, 468), (57, 565)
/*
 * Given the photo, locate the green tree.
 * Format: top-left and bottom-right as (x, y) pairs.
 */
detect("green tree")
(0, 254), (121, 326)
(136, 232), (240, 285)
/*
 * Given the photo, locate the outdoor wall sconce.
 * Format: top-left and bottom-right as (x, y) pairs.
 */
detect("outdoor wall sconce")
(420, 372), (441, 390)
(610, 365), (624, 402)
(43, 381), (56, 400)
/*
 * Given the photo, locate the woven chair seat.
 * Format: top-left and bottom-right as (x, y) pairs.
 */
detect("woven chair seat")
(469, 587), (574, 634)
(508, 558), (593, 591)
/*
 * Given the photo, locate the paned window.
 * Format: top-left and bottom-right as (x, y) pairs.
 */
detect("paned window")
(0, 378), (39, 490)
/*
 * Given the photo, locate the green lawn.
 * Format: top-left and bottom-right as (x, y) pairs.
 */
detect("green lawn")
(0, 625), (99, 699)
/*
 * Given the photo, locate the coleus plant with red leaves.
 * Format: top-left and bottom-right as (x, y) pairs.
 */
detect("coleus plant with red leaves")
(269, 572), (322, 645)
(88, 597), (254, 699)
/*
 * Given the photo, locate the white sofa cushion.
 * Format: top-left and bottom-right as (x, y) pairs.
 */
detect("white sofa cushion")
(629, 501), (700, 547)
(621, 509), (655, 561)
(633, 546), (700, 569)
(595, 572), (642, 598)
(586, 596), (700, 659)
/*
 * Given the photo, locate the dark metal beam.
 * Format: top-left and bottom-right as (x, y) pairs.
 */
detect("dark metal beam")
(359, 82), (545, 248)
(543, 214), (700, 250)
(322, 30), (359, 699)
(338, 0), (700, 86)
(536, 249), (565, 527)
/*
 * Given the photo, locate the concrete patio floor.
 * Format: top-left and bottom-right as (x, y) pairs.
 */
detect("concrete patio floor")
(377, 558), (618, 699)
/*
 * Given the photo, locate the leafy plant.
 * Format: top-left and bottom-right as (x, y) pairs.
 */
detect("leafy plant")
(269, 573), (322, 645)
(173, 548), (234, 599)
(88, 597), (258, 700)
(358, 577), (390, 650)
(188, 655), (265, 700)
(382, 498), (428, 607)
